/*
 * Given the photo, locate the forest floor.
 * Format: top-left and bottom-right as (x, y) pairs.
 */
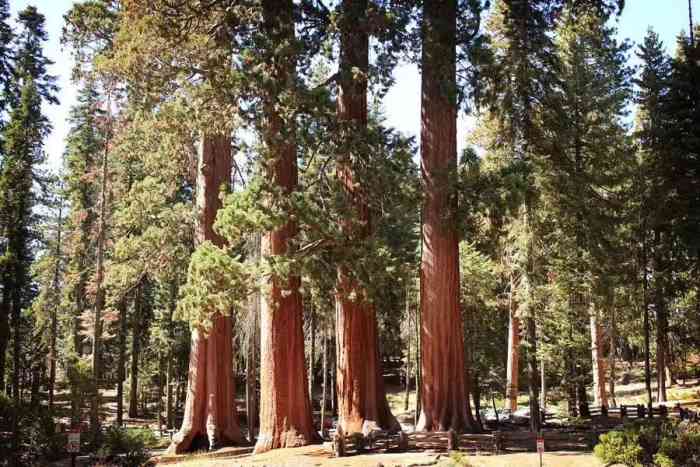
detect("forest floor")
(157, 445), (602, 466)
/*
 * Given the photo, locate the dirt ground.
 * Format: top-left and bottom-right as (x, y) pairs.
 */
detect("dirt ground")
(156, 445), (603, 467)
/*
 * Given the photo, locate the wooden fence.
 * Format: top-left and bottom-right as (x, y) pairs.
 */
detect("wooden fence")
(332, 428), (601, 457)
(588, 403), (683, 419)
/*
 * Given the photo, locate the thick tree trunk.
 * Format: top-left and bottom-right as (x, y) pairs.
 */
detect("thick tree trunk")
(117, 299), (127, 426)
(505, 296), (520, 412)
(255, 2), (317, 452)
(168, 134), (245, 454)
(336, 300), (398, 433)
(418, 0), (473, 433)
(129, 284), (142, 418)
(335, 0), (397, 435)
(590, 306), (607, 408)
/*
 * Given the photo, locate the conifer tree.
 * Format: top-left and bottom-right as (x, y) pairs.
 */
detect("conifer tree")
(633, 28), (672, 407)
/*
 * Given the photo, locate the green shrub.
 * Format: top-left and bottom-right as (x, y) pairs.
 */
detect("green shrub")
(20, 408), (66, 462)
(594, 420), (700, 467)
(95, 426), (156, 467)
(653, 453), (675, 467)
(594, 428), (644, 466)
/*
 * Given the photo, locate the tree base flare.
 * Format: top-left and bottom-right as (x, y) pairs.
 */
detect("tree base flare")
(253, 429), (318, 454)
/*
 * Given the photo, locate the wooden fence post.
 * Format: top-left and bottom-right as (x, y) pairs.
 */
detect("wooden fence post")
(398, 431), (408, 452)
(447, 429), (458, 451)
(333, 426), (345, 457)
(494, 431), (502, 455)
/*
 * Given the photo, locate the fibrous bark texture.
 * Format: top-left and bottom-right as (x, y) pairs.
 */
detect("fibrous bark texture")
(334, 0), (398, 435)
(168, 135), (244, 454)
(590, 307), (607, 408)
(418, 0), (474, 433)
(255, 0), (318, 453)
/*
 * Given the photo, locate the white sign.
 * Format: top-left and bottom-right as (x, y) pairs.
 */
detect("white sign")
(67, 431), (80, 453)
(537, 437), (545, 454)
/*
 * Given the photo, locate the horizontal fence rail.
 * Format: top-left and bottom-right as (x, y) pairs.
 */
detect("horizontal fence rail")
(332, 402), (697, 458)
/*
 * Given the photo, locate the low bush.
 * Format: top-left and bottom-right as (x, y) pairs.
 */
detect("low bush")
(92, 426), (156, 467)
(594, 419), (700, 466)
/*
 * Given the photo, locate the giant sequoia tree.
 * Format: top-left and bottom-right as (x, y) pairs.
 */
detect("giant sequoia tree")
(335, 0), (398, 435)
(418, 0), (474, 432)
(255, 0), (317, 452)
(169, 135), (244, 453)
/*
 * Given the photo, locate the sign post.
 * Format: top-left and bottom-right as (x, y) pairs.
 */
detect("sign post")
(67, 429), (80, 467)
(536, 432), (544, 467)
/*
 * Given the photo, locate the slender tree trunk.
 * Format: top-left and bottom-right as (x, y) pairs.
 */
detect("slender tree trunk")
(116, 299), (127, 426)
(129, 284), (142, 418)
(334, 0), (397, 435)
(11, 288), (21, 412)
(0, 286), (9, 394)
(540, 359), (546, 411)
(414, 276), (421, 426)
(246, 288), (258, 443)
(590, 305), (607, 408)
(168, 134), (245, 454)
(166, 279), (177, 429)
(654, 230), (667, 403)
(90, 103), (111, 437)
(506, 280), (520, 412)
(608, 306), (617, 408)
(656, 303), (668, 402)
(320, 326), (328, 438)
(309, 309), (315, 402)
(165, 356), (173, 429)
(48, 202), (64, 410)
(566, 324), (577, 417)
(689, 0), (695, 44)
(418, 0), (473, 433)
(641, 232), (653, 410)
(525, 315), (540, 431)
(404, 285), (411, 413)
(255, 3), (317, 451)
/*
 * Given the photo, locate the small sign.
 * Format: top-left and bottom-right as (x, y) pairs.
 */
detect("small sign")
(67, 430), (80, 453)
(536, 436), (545, 454)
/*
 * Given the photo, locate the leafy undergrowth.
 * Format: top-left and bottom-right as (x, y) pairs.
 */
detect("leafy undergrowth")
(594, 419), (700, 466)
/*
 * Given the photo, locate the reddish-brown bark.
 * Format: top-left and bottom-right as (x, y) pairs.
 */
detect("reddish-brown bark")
(334, 0), (398, 435)
(254, 0), (318, 453)
(418, 0), (474, 432)
(168, 135), (245, 454)
(505, 309), (520, 412)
